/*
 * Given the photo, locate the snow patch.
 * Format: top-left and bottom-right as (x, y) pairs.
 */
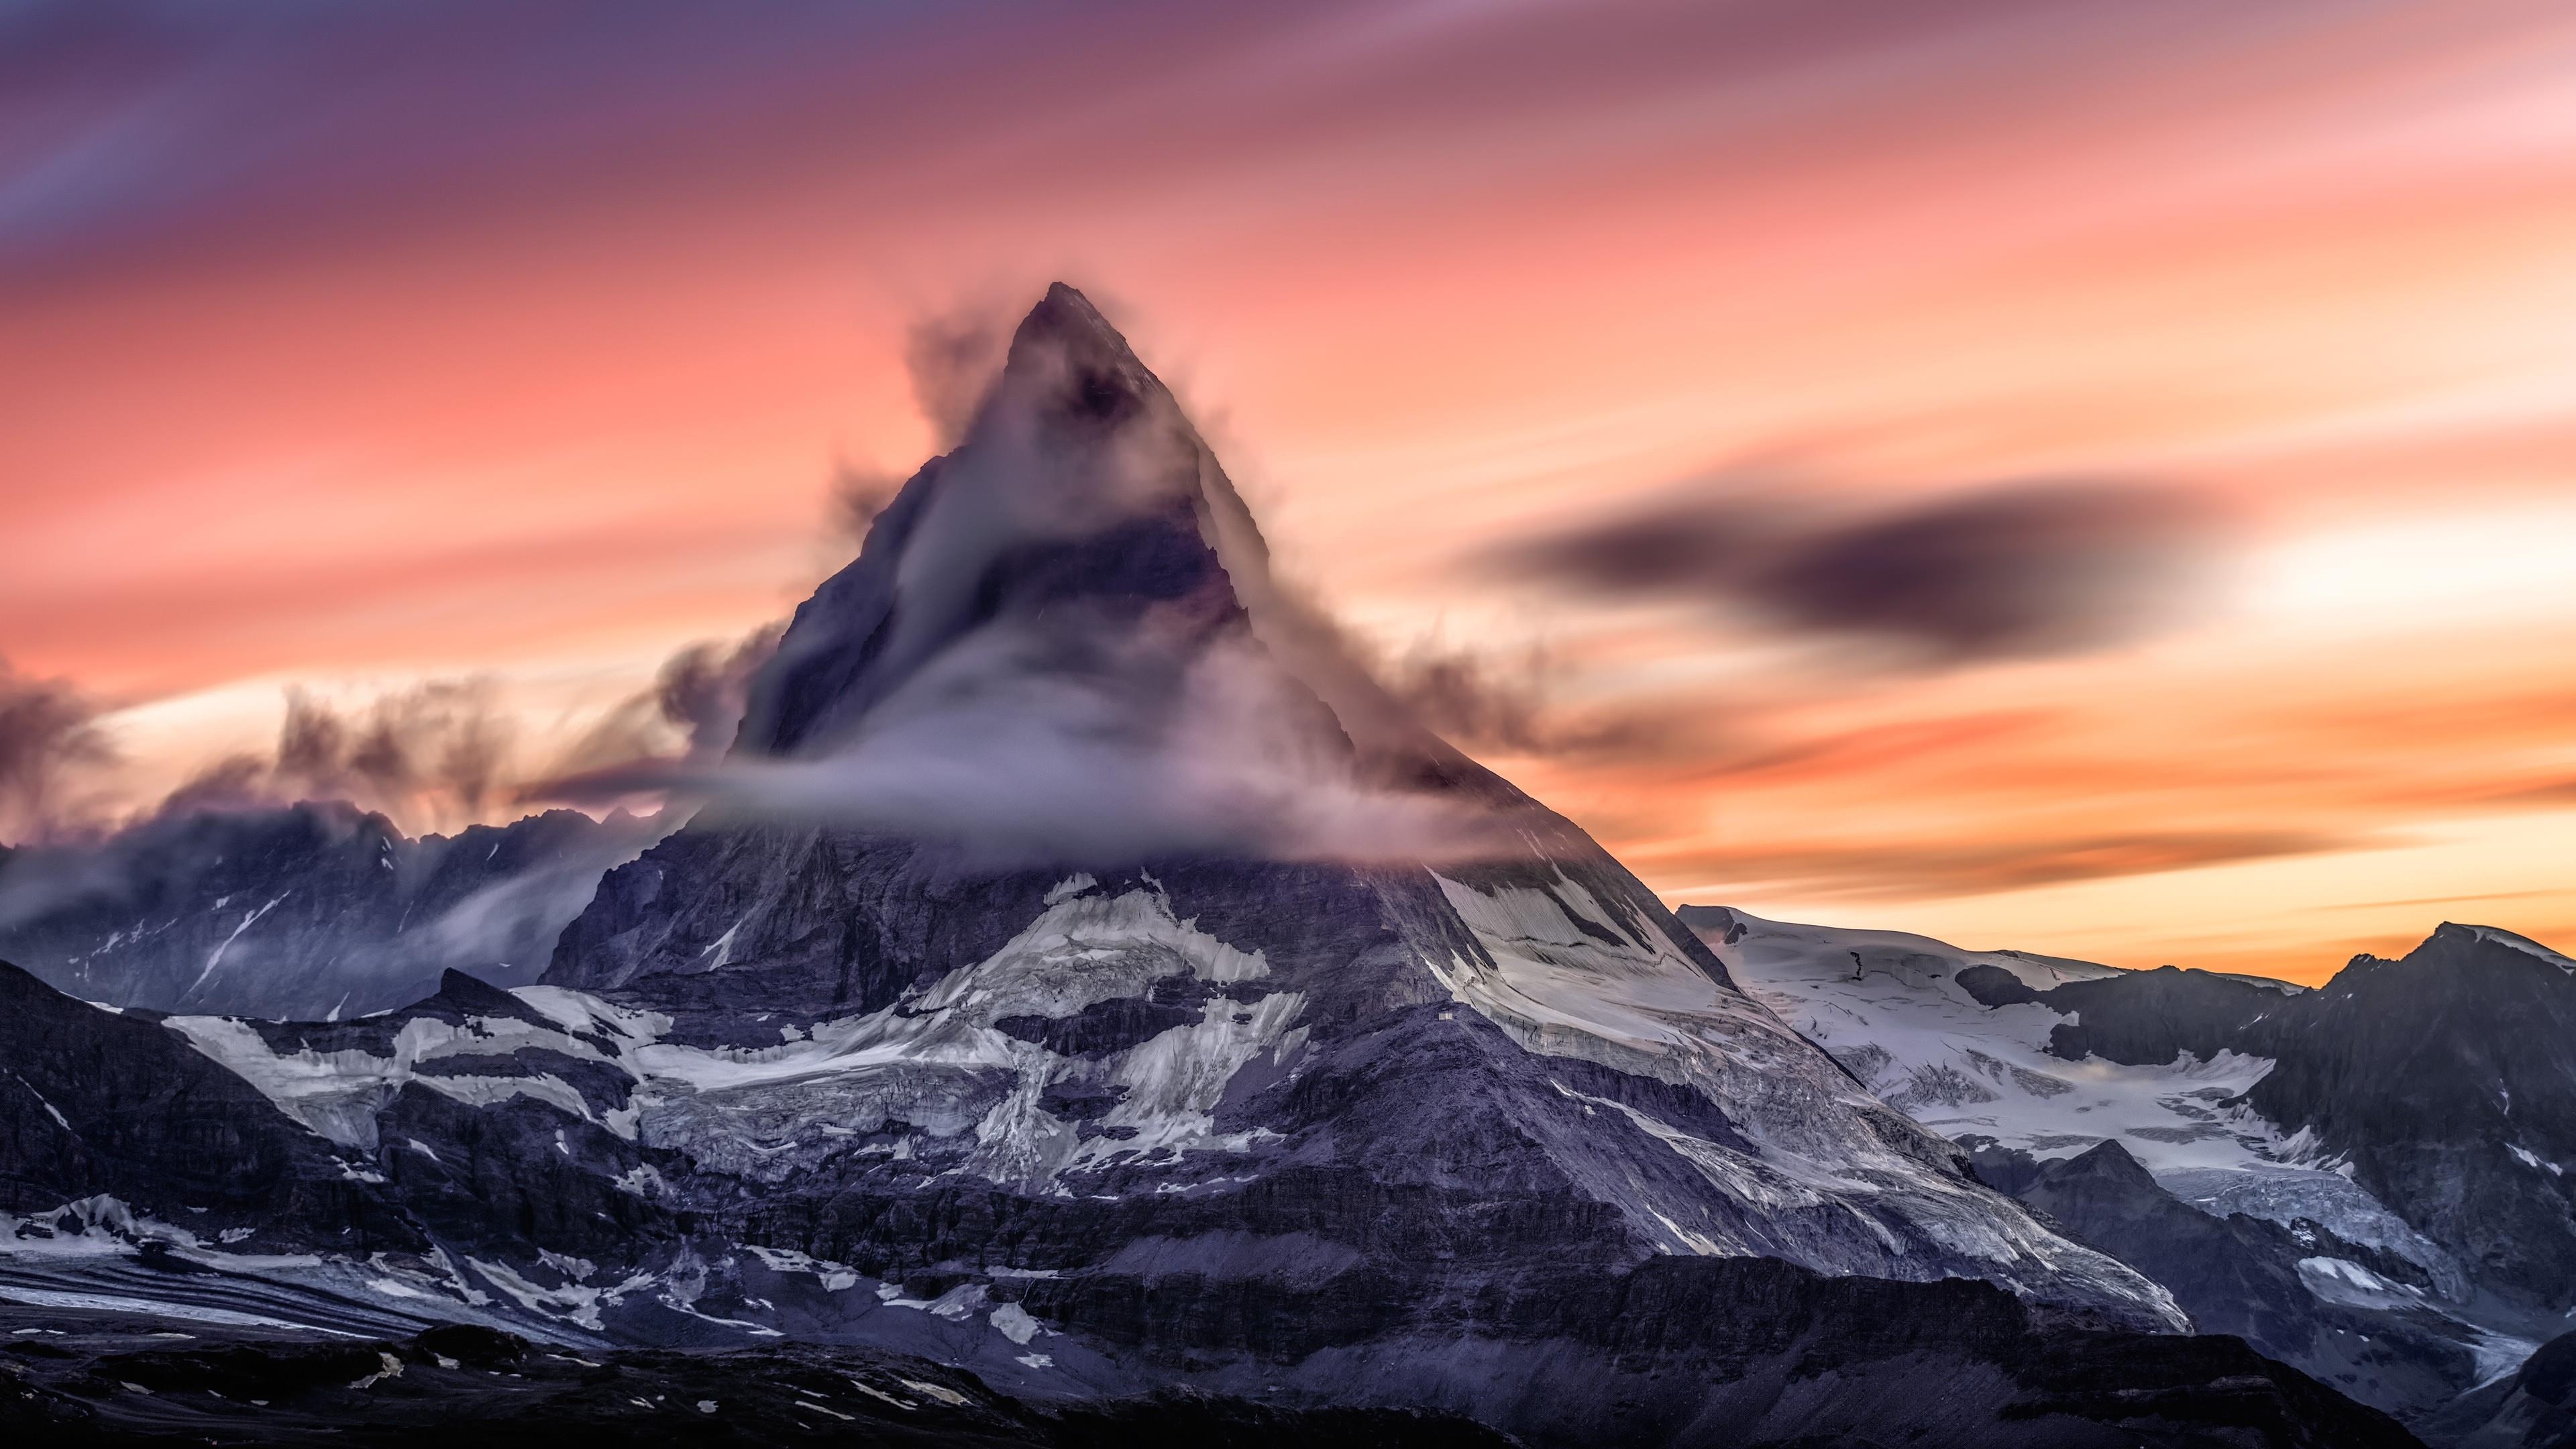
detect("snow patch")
(990, 1302), (1043, 1344)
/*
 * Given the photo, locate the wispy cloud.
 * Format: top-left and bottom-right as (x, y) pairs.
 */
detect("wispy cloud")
(0, 657), (115, 842)
(1637, 826), (2367, 902)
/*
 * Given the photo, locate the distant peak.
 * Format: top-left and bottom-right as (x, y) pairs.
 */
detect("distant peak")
(2053, 1138), (2157, 1188)
(2440, 922), (2576, 973)
(1034, 280), (1110, 329)
(989, 282), (1165, 437)
(429, 968), (527, 1015)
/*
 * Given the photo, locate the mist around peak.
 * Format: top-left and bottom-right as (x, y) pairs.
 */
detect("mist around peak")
(536, 284), (1539, 871)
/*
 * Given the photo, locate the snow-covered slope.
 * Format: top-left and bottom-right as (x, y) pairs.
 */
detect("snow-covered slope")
(1688, 906), (2312, 1177)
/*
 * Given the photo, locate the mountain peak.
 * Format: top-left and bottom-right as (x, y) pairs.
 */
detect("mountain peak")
(735, 284), (1249, 761)
(1018, 280), (1122, 352)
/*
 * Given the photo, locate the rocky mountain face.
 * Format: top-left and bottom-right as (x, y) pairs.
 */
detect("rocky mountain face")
(2237, 928), (2576, 1313)
(0, 286), (2430, 1446)
(1980, 1138), (2485, 1422)
(1697, 904), (2576, 1436)
(0, 804), (663, 1019)
(1943, 920), (2576, 1318)
(0, 948), (2422, 1446)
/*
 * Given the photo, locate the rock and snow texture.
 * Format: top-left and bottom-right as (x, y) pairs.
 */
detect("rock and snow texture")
(1689, 906), (2310, 1179)
(1423, 869), (2176, 1307)
(618, 880), (1310, 1189)
(1695, 904), (2576, 1423)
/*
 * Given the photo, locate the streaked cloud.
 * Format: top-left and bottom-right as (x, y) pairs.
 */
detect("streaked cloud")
(2, 0), (2571, 979)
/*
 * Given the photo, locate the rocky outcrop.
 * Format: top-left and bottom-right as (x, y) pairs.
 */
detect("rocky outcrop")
(0, 960), (415, 1253)
(1709, 905), (2576, 1436)
(1994, 1140), (2478, 1420)
(1949, 922), (2576, 1315)
(2243, 927), (2576, 1311)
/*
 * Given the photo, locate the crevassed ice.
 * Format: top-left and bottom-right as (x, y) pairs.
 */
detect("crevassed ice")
(623, 884), (1304, 1189)
(1711, 908), (2304, 1177)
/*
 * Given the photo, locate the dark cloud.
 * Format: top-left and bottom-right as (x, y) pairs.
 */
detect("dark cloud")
(828, 461), (906, 544)
(143, 635), (789, 833)
(1379, 643), (1548, 755)
(816, 299), (1017, 551)
(152, 753), (274, 820)
(264, 681), (515, 818)
(533, 625), (786, 802)
(1336, 633), (1678, 762)
(0, 659), (115, 843)
(1501, 480), (2229, 665)
(649, 625), (786, 760)
(904, 303), (1016, 447)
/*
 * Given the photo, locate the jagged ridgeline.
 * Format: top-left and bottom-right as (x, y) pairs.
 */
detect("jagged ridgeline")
(0, 288), (2415, 1447)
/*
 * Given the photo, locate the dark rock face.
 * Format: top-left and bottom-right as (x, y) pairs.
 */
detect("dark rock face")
(1953, 923), (2576, 1316)
(0, 961), (415, 1254)
(0, 805), (663, 1020)
(2242, 928), (2576, 1312)
(1992, 1140), (2478, 1421)
(1953, 961), (2294, 1065)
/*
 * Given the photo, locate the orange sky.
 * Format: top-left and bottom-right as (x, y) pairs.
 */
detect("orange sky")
(5, 0), (2573, 983)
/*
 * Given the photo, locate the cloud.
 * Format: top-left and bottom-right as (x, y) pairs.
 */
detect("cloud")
(1499, 480), (2229, 665)
(904, 301), (1016, 448)
(1326, 629), (1681, 763)
(1644, 826), (2362, 902)
(0, 658), (116, 843)
(647, 626), (785, 760)
(146, 680), (521, 833)
(557, 619), (1519, 869)
(828, 460), (905, 544)
(537, 624), (785, 792)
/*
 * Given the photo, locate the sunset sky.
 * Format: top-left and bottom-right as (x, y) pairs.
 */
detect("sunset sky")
(5, 0), (2573, 983)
